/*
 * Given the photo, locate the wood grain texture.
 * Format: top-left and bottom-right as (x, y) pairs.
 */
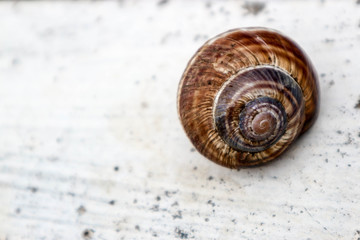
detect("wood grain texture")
(0, 0), (359, 239)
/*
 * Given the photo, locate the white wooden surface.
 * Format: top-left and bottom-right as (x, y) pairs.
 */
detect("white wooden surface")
(0, 0), (360, 239)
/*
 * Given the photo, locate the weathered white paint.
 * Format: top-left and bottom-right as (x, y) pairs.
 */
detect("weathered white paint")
(0, 0), (360, 239)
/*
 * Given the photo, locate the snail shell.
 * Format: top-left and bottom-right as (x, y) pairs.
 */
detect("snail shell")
(177, 28), (319, 168)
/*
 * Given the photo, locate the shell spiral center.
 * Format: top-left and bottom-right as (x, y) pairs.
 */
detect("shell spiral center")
(213, 66), (304, 153)
(238, 96), (287, 152)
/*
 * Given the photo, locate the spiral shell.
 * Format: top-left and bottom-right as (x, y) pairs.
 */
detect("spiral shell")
(177, 28), (319, 168)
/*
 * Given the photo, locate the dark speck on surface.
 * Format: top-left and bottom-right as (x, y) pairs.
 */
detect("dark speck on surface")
(337, 148), (347, 158)
(208, 176), (214, 181)
(242, 2), (266, 15)
(329, 80), (334, 86)
(67, 192), (75, 197)
(156, 196), (161, 201)
(29, 187), (38, 193)
(165, 190), (177, 197)
(109, 200), (116, 205)
(344, 133), (353, 145)
(172, 210), (182, 219)
(190, 148), (195, 152)
(77, 205), (86, 215)
(114, 166), (119, 171)
(82, 229), (94, 239)
(324, 38), (335, 43)
(158, 0), (169, 6)
(207, 200), (215, 207)
(175, 227), (189, 239)
(135, 225), (140, 231)
(355, 98), (360, 109)
(151, 204), (159, 211)
(15, 208), (21, 214)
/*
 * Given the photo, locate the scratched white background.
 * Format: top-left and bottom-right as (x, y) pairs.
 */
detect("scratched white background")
(0, 0), (360, 239)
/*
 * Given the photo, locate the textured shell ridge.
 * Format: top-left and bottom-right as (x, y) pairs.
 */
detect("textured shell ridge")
(177, 27), (319, 168)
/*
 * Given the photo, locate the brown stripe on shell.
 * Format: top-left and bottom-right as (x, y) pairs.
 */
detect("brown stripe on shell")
(217, 30), (319, 131)
(177, 28), (319, 168)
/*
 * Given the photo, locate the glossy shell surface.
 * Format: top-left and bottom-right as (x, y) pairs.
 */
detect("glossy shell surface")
(177, 28), (319, 168)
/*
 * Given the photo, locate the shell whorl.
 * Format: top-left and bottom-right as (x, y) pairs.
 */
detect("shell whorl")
(177, 28), (319, 168)
(213, 65), (304, 155)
